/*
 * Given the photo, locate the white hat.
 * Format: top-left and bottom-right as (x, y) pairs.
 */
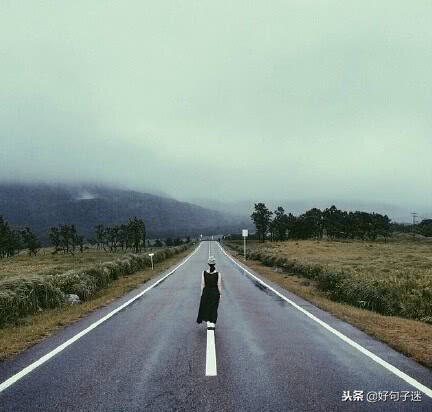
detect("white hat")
(208, 256), (216, 265)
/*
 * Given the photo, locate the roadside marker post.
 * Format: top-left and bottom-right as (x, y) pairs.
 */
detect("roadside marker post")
(149, 253), (154, 270)
(242, 229), (248, 261)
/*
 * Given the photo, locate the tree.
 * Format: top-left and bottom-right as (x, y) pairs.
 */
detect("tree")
(154, 239), (163, 247)
(322, 206), (345, 239)
(302, 208), (323, 239)
(77, 234), (85, 253)
(165, 237), (174, 246)
(67, 224), (79, 255)
(0, 216), (22, 258)
(288, 215), (318, 240)
(376, 214), (392, 242)
(21, 227), (41, 256)
(49, 224), (83, 255)
(127, 217), (146, 253)
(106, 226), (121, 252)
(251, 203), (273, 242)
(95, 224), (106, 250)
(118, 224), (129, 252)
(93, 218), (146, 254)
(49, 226), (62, 253)
(418, 219), (432, 237)
(272, 207), (289, 241)
(269, 219), (276, 241)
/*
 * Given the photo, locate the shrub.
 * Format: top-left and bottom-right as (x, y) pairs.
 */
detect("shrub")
(0, 242), (194, 327)
(103, 262), (122, 280)
(0, 275), (65, 326)
(85, 266), (112, 289)
(228, 242), (432, 322)
(316, 272), (347, 294)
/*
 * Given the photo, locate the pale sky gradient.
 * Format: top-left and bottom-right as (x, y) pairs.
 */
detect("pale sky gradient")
(1, 1), (431, 209)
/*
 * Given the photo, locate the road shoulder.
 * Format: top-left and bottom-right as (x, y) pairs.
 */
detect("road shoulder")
(223, 245), (432, 387)
(0, 247), (194, 362)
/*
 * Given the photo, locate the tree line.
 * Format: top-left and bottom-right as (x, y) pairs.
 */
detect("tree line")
(250, 203), (396, 242)
(91, 220), (190, 252)
(0, 216), (41, 257)
(418, 219), (432, 237)
(0, 214), (191, 258)
(92, 217), (147, 253)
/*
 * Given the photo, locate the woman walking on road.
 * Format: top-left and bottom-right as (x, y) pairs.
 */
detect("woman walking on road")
(197, 256), (221, 329)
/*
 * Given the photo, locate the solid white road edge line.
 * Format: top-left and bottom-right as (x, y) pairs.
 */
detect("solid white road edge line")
(0, 243), (202, 394)
(206, 328), (217, 376)
(218, 243), (432, 399)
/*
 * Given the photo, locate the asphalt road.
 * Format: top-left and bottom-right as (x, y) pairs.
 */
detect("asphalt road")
(0, 241), (431, 411)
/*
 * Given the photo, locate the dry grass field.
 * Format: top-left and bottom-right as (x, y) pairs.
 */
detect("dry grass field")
(225, 237), (432, 368)
(245, 238), (432, 280)
(0, 243), (192, 329)
(0, 246), (159, 280)
(227, 237), (432, 321)
(0, 246), (193, 360)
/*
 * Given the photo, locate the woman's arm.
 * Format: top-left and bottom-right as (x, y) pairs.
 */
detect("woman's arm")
(218, 272), (222, 297)
(201, 271), (205, 294)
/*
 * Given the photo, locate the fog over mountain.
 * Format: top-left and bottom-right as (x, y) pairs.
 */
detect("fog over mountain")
(0, 183), (252, 243)
(1, 2), (431, 212)
(192, 198), (429, 224)
(0, 181), (424, 248)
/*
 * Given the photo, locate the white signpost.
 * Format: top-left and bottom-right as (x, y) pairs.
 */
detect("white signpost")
(242, 229), (248, 261)
(149, 253), (155, 270)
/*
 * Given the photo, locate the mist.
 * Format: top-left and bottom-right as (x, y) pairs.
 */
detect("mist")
(1, 1), (431, 214)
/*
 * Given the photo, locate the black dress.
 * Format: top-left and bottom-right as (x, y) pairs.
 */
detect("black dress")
(197, 270), (220, 324)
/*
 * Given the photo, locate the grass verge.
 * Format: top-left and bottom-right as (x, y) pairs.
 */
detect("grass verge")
(0, 247), (193, 361)
(226, 240), (432, 322)
(226, 246), (432, 370)
(0, 245), (191, 326)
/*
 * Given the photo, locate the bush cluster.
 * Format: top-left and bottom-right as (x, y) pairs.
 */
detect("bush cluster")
(0, 243), (192, 327)
(0, 275), (64, 325)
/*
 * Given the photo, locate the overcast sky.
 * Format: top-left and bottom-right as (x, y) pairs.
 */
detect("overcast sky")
(1, 1), (431, 210)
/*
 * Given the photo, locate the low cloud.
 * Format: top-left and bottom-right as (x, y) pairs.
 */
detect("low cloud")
(0, 1), (430, 210)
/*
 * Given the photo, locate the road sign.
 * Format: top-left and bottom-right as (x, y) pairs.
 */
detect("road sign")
(149, 253), (155, 270)
(242, 229), (248, 260)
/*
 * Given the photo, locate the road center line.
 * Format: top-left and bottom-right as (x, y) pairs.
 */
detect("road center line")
(218, 243), (432, 399)
(0, 243), (202, 394)
(206, 322), (217, 376)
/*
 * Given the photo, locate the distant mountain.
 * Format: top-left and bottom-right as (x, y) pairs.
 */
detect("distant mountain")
(0, 183), (250, 243)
